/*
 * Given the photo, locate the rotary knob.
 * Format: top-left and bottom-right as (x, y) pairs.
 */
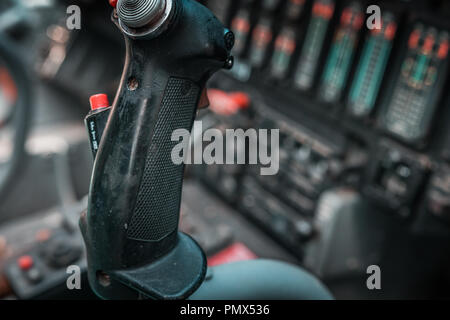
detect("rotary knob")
(117, 0), (167, 28)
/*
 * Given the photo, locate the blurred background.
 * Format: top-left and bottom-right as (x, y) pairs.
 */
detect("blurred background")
(0, 0), (449, 299)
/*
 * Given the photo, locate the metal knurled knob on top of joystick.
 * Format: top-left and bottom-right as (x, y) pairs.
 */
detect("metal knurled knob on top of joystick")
(117, 0), (167, 28)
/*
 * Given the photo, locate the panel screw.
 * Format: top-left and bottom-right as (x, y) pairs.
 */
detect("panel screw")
(127, 77), (139, 91)
(224, 30), (235, 51)
(223, 56), (234, 70)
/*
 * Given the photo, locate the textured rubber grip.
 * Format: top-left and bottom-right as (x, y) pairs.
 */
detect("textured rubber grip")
(127, 77), (200, 241)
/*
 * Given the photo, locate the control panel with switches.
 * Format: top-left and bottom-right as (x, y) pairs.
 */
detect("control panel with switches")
(202, 0), (450, 255)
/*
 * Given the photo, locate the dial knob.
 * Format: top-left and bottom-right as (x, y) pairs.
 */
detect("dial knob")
(117, 0), (166, 28)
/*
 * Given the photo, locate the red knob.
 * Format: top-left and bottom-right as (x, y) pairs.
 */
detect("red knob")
(89, 94), (110, 110)
(109, 0), (118, 8)
(17, 255), (33, 271)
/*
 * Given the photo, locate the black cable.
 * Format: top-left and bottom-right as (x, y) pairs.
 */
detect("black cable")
(0, 35), (32, 204)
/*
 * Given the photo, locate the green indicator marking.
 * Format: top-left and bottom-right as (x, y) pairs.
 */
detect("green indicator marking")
(310, 18), (328, 60)
(280, 52), (289, 68)
(335, 33), (354, 91)
(272, 51), (289, 75)
(365, 40), (392, 108)
(413, 54), (428, 83)
(271, 52), (281, 73)
(323, 34), (343, 83)
(302, 17), (321, 63)
(296, 16), (331, 88)
(350, 36), (375, 104)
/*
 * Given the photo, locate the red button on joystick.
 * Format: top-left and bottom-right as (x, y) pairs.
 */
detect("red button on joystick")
(109, 0), (118, 8)
(89, 94), (110, 110)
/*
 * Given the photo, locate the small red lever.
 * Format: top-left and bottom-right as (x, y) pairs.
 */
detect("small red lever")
(89, 94), (110, 110)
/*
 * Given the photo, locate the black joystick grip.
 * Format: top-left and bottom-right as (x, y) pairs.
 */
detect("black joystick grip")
(126, 77), (199, 242)
(80, 0), (233, 299)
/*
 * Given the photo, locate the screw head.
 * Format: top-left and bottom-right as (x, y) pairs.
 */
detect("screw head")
(223, 56), (234, 70)
(224, 30), (235, 51)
